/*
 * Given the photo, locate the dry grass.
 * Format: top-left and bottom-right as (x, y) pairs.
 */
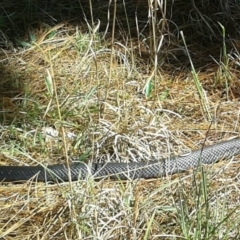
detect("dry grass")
(1, 0), (240, 239)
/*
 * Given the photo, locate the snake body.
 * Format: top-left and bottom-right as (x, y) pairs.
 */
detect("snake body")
(0, 138), (240, 182)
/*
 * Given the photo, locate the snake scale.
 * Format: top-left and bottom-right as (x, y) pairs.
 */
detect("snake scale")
(0, 138), (240, 182)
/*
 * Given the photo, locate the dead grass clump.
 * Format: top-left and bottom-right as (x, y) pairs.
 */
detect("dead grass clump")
(0, 1), (240, 239)
(1, 0), (240, 64)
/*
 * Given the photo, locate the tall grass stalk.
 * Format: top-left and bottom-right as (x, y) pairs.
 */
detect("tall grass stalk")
(181, 31), (211, 121)
(218, 23), (231, 101)
(109, 0), (117, 83)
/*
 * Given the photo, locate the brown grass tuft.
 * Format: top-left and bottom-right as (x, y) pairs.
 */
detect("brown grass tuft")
(0, 1), (240, 239)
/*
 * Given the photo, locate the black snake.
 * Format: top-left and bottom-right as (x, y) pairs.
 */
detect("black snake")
(0, 138), (240, 182)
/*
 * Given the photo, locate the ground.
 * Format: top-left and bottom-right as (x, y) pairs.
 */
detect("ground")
(0, 1), (240, 239)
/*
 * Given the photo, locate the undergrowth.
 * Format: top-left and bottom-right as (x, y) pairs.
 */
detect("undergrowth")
(0, 0), (240, 239)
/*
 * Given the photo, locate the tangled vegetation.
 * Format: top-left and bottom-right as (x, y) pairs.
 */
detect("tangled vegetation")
(0, 0), (240, 239)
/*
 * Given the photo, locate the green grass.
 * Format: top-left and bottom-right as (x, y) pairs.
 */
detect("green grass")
(0, 0), (240, 239)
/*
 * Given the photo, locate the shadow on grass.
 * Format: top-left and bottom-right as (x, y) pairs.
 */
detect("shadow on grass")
(1, 0), (238, 47)
(0, 63), (24, 124)
(0, 0), (240, 124)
